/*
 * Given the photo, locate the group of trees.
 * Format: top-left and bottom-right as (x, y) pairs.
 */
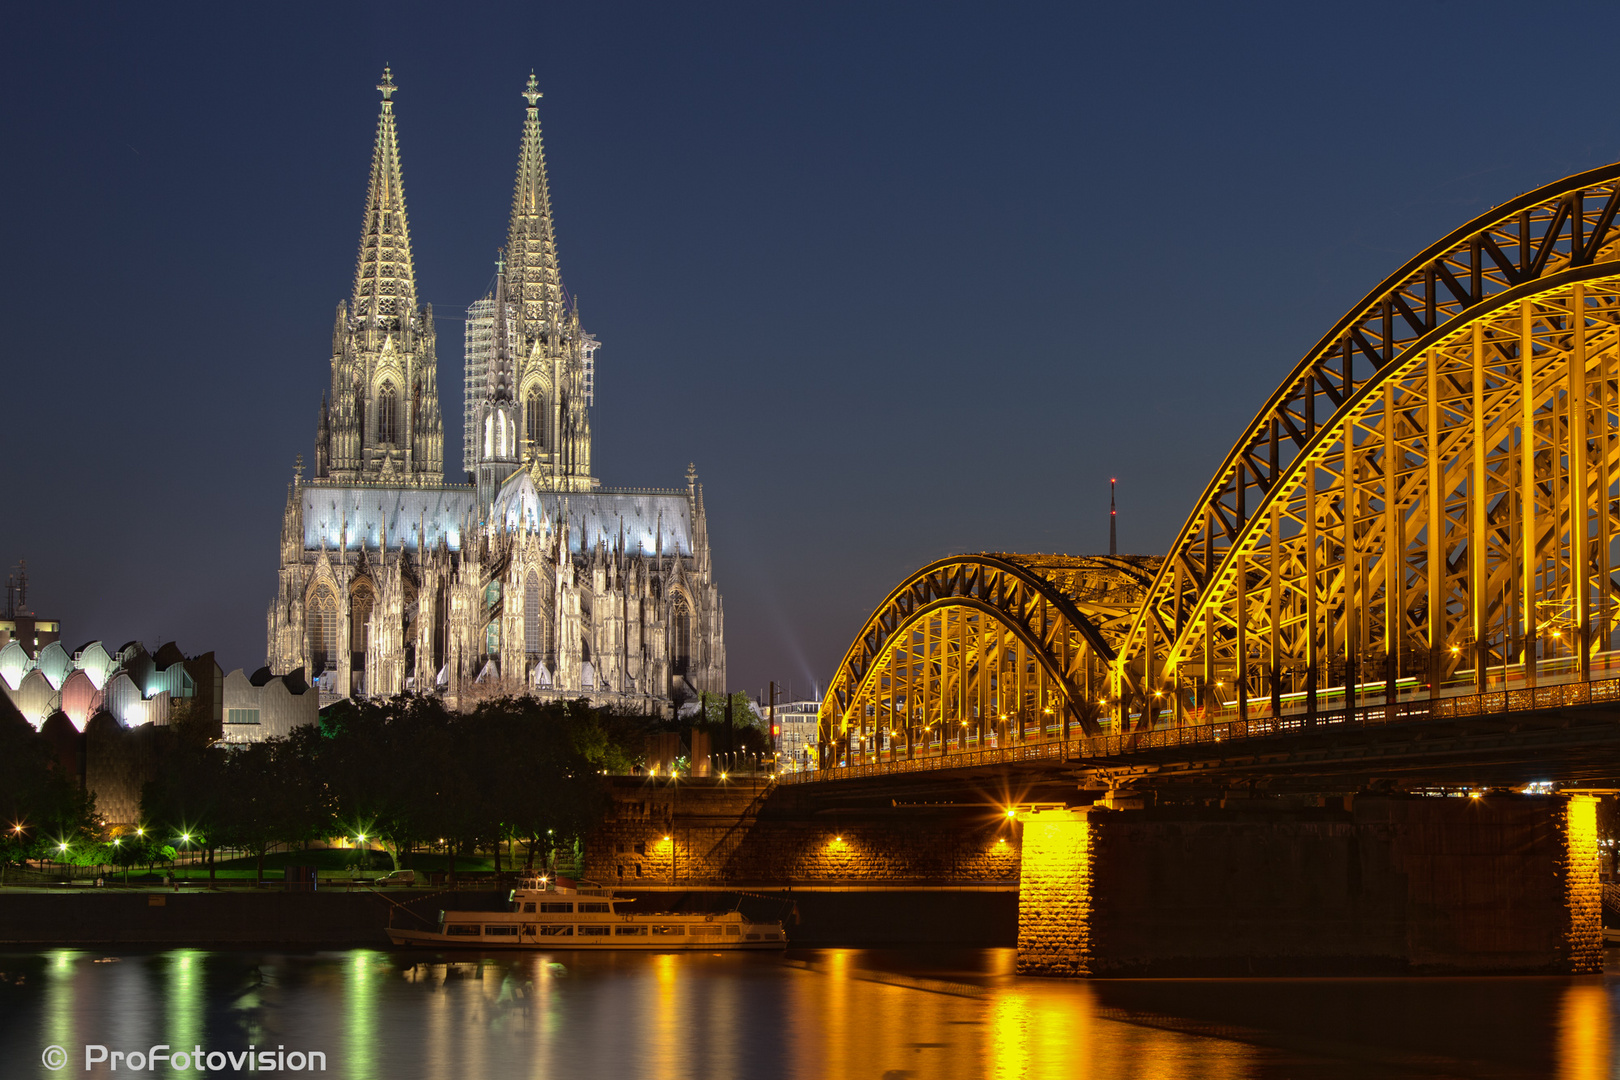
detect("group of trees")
(0, 712), (99, 878)
(138, 695), (645, 881)
(0, 688), (778, 883)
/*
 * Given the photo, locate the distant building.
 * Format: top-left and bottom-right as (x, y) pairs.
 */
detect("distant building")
(460, 295), (516, 476)
(0, 560), (58, 655)
(772, 699), (821, 772)
(0, 615), (59, 656)
(221, 668), (321, 744)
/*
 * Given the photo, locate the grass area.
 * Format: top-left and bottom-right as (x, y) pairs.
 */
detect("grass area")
(5, 846), (582, 887)
(6, 848), (522, 884)
(173, 849), (507, 880)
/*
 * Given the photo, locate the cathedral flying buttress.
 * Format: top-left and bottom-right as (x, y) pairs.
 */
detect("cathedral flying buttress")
(268, 71), (725, 715)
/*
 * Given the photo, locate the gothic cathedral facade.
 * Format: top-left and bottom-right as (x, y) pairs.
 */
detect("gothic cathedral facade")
(267, 71), (725, 712)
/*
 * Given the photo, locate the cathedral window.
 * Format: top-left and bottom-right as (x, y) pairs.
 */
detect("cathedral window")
(308, 588), (338, 675)
(486, 621), (500, 656)
(524, 571), (543, 660)
(350, 581), (375, 662)
(526, 390), (545, 450)
(671, 593), (691, 676)
(433, 580), (448, 673)
(378, 382), (399, 445)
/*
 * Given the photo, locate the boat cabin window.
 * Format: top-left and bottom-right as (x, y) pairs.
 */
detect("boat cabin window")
(445, 924), (480, 936)
(693, 925), (722, 936)
(578, 902), (610, 913)
(651, 925), (686, 936)
(579, 926), (610, 936)
(540, 902), (573, 913)
(725, 925), (740, 935)
(523, 902), (536, 913)
(485, 925), (519, 937)
(614, 925), (649, 936)
(539, 925), (573, 936)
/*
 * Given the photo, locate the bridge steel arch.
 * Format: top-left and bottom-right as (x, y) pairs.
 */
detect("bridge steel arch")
(1115, 163), (1620, 727)
(816, 555), (1153, 765)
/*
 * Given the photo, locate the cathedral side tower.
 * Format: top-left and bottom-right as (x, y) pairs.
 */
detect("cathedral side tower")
(315, 68), (445, 487)
(503, 74), (596, 493)
(474, 258), (522, 506)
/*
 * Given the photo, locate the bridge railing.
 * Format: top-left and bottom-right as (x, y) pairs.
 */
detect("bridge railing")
(781, 673), (1620, 784)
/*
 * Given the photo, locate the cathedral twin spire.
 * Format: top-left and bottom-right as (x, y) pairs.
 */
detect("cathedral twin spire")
(506, 73), (564, 341)
(313, 67), (442, 486)
(315, 68), (589, 495)
(352, 67), (417, 327)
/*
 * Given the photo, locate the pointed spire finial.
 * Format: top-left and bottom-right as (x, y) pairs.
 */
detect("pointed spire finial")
(506, 72), (561, 337)
(352, 67), (417, 325)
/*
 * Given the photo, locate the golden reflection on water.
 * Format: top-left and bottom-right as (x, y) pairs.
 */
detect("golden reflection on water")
(9, 947), (1620, 1079)
(648, 952), (679, 1080)
(1559, 980), (1612, 1080)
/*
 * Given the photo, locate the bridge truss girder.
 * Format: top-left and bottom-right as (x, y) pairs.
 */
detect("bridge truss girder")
(818, 555), (1136, 760)
(1117, 267), (1620, 725)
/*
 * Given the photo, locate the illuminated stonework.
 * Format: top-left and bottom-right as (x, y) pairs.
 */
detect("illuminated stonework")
(1564, 794), (1603, 974)
(1015, 808), (1092, 976)
(267, 72), (724, 713)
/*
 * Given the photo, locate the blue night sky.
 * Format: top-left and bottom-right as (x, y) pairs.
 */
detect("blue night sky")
(3, 1), (1619, 698)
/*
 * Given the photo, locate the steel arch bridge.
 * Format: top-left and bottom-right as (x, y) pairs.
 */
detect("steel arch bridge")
(811, 161), (1620, 774)
(816, 554), (1157, 765)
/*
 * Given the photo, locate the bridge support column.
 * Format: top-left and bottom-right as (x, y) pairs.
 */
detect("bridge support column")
(1016, 795), (1601, 977)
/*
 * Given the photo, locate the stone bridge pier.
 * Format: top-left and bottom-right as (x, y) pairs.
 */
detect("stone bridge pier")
(1017, 794), (1602, 976)
(584, 779), (1601, 975)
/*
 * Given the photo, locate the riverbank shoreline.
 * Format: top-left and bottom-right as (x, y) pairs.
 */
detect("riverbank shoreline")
(0, 888), (1018, 949)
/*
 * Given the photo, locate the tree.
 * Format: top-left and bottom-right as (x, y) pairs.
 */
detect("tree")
(0, 714), (97, 880)
(213, 733), (331, 884)
(139, 729), (230, 882)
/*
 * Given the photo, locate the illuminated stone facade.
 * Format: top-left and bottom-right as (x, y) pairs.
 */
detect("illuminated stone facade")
(267, 71), (724, 713)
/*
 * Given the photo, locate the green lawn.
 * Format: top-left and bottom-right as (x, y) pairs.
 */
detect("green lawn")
(184, 849), (504, 880)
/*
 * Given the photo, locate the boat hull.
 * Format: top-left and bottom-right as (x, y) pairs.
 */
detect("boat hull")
(386, 927), (786, 950)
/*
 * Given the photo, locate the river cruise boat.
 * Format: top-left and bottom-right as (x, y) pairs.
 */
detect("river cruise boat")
(386, 877), (788, 950)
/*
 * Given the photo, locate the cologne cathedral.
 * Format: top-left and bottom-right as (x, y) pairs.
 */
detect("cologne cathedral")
(266, 70), (725, 712)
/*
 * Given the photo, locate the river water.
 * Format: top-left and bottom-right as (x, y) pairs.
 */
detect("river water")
(0, 946), (1614, 1079)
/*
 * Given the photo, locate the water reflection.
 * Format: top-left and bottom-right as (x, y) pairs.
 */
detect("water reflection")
(0, 946), (1614, 1079)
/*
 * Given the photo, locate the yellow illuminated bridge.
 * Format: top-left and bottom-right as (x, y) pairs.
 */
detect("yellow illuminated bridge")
(804, 161), (1620, 782)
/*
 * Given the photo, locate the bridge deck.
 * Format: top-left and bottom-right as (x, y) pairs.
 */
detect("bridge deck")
(789, 674), (1620, 789)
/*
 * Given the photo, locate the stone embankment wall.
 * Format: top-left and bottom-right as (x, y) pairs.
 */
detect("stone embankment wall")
(583, 778), (1021, 887)
(1017, 795), (1602, 977)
